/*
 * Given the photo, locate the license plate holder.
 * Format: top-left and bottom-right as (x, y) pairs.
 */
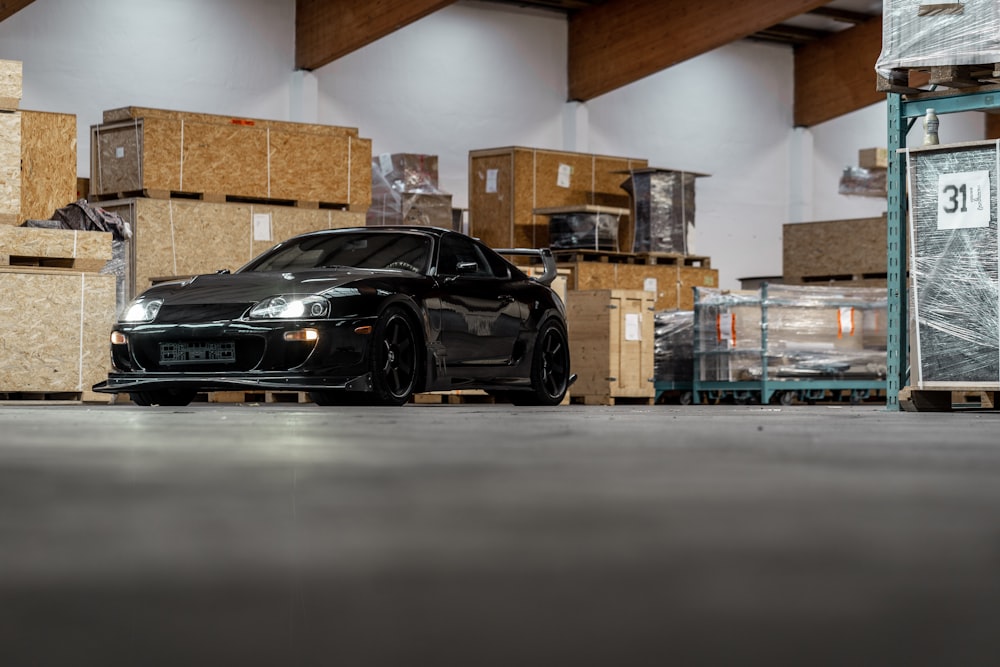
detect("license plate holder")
(159, 340), (236, 365)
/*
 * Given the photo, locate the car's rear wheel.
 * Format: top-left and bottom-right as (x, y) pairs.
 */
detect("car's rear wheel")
(129, 388), (197, 407)
(370, 307), (420, 406)
(510, 318), (570, 406)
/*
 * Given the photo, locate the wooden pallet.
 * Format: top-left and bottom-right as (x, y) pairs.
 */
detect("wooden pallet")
(898, 386), (998, 412)
(412, 390), (497, 405)
(202, 390), (311, 404)
(90, 188), (350, 210)
(553, 249), (710, 268)
(0, 391), (112, 404)
(570, 395), (655, 406)
(877, 65), (1000, 95)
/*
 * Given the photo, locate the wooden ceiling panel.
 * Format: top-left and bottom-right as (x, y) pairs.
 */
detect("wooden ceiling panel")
(567, 0), (832, 102)
(0, 0), (35, 23)
(794, 15), (883, 127)
(296, 0), (456, 72)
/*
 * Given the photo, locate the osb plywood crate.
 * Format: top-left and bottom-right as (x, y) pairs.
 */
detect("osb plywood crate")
(468, 146), (647, 252)
(102, 106), (360, 137)
(783, 215), (887, 285)
(0, 226), (112, 271)
(21, 110), (78, 223)
(99, 198), (365, 298)
(566, 289), (655, 405)
(0, 268), (115, 400)
(0, 110), (21, 225)
(0, 59), (21, 110)
(559, 259), (717, 311)
(91, 110), (372, 209)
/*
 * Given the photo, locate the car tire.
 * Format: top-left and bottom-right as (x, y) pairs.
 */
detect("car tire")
(129, 388), (196, 407)
(510, 318), (570, 406)
(370, 306), (420, 406)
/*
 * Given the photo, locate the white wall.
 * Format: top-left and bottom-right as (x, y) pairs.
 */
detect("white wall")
(0, 0), (970, 289)
(0, 0), (296, 177)
(313, 1), (569, 209)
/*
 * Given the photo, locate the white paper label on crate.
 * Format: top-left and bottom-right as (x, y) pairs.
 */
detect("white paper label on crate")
(485, 169), (498, 194)
(378, 153), (393, 176)
(643, 277), (657, 292)
(252, 213), (272, 242)
(937, 170), (991, 230)
(625, 313), (641, 341)
(115, 146), (124, 159)
(557, 163), (572, 188)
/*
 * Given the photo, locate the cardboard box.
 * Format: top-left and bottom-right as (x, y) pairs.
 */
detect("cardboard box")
(468, 146), (647, 252)
(566, 289), (656, 404)
(858, 147), (888, 170)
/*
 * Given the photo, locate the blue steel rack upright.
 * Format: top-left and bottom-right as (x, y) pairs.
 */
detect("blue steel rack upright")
(885, 88), (1000, 410)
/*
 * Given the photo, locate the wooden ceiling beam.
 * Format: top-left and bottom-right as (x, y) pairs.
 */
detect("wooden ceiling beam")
(0, 0), (35, 23)
(794, 15), (883, 127)
(567, 0), (831, 101)
(296, 0), (456, 72)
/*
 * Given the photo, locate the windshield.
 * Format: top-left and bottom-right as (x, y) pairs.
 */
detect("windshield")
(243, 231), (433, 273)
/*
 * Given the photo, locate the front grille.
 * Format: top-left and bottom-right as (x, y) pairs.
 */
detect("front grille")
(156, 303), (253, 324)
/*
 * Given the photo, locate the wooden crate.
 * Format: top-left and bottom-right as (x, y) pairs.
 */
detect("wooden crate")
(557, 256), (717, 311)
(102, 106), (360, 137)
(21, 110), (78, 223)
(0, 59), (21, 111)
(0, 268), (116, 398)
(91, 111), (372, 209)
(0, 110), (21, 225)
(0, 226), (112, 271)
(783, 215), (887, 285)
(566, 289), (655, 405)
(468, 146), (647, 252)
(98, 198), (365, 298)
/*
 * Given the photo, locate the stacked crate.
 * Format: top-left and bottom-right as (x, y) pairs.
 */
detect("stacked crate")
(89, 107), (371, 299)
(0, 60), (116, 402)
(783, 215), (888, 287)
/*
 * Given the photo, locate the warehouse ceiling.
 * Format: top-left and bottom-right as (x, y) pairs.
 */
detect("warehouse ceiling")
(295, 0), (885, 127)
(0, 0), (884, 128)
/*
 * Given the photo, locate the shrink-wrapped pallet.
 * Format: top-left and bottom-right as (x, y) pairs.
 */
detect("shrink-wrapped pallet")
(694, 285), (887, 383)
(905, 140), (1000, 387)
(876, 0), (1000, 81)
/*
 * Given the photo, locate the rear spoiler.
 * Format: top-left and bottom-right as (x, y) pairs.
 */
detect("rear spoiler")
(496, 247), (557, 286)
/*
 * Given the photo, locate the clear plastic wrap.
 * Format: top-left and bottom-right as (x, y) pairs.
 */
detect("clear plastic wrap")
(693, 284), (888, 383)
(876, 0), (1000, 81)
(547, 212), (620, 251)
(619, 169), (699, 254)
(905, 140), (1000, 386)
(366, 153), (454, 229)
(838, 166), (887, 198)
(654, 310), (694, 382)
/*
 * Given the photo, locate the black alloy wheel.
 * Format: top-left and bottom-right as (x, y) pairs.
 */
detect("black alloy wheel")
(511, 319), (570, 406)
(371, 307), (419, 406)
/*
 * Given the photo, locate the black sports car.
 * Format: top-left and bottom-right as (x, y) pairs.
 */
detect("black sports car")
(93, 226), (572, 407)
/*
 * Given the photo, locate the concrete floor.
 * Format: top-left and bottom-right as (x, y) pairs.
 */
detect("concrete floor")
(2, 401), (1000, 666)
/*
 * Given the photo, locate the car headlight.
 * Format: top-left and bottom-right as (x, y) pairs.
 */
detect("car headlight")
(121, 297), (163, 323)
(249, 295), (330, 319)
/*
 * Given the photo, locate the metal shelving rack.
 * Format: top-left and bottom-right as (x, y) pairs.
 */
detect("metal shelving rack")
(885, 88), (1000, 410)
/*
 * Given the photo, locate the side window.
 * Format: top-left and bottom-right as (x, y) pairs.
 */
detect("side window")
(439, 234), (492, 277)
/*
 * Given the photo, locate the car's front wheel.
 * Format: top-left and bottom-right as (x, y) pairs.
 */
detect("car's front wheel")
(510, 318), (570, 406)
(370, 307), (420, 406)
(129, 388), (197, 407)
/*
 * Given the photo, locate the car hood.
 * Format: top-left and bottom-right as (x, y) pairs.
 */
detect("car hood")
(144, 268), (401, 304)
